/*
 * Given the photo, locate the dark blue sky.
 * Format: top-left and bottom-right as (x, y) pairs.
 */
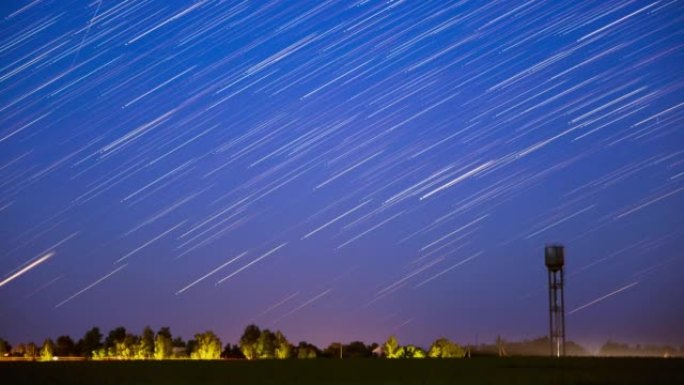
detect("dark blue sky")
(1, 0), (683, 351)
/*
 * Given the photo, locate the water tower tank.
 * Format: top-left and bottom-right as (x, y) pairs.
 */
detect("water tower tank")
(545, 245), (564, 272)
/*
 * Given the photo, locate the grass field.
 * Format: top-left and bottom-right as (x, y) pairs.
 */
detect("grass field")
(2, 357), (683, 385)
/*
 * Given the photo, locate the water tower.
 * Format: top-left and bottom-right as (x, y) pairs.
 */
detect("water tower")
(545, 245), (565, 357)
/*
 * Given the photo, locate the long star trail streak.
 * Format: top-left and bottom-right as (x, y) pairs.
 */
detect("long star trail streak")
(175, 251), (247, 295)
(216, 243), (287, 285)
(54, 264), (128, 309)
(260, 291), (300, 317)
(274, 288), (332, 323)
(0, 251), (54, 288)
(414, 252), (482, 288)
(0, 1), (682, 347)
(337, 211), (405, 249)
(301, 200), (371, 239)
(568, 281), (640, 315)
(115, 221), (186, 263)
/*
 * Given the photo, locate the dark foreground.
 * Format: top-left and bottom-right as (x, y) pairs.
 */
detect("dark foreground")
(2, 357), (683, 385)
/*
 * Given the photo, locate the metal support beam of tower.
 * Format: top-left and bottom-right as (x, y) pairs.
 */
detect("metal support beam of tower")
(545, 245), (565, 357)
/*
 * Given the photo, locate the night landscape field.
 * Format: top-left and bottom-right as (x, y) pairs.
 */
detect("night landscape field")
(3, 358), (684, 385)
(1, 0), (683, 384)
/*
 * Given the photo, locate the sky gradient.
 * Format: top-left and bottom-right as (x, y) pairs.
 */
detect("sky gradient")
(1, 0), (683, 351)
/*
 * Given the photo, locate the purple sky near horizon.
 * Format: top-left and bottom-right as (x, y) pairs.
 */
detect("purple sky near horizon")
(1, 1), (683, 351)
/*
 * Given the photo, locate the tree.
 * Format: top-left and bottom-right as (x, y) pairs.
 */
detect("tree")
(383, 335), (402, 358)
(221, 343), (244, 359)
(0, 338), (10, 357)
(78, 327), (103, 357)
(154, 327), (173, 360)
(428, 337), (465, 358)
(296, 341), (318, 359)
(137, 326), (154, 359)
(116, 334), (138, 359)
(256, 329), (277, 359)
(12, 343), (26, 357)
(239, 324), (261, 360)
(40, 339), (55, 361)
(24, 342), (38, 360)
(274, 331), (291, 359)
(191, 331), (222, 359)
(172, 336), (187, 358)
(322, 342), (343, 358)
(403, 344), (426, 358)
(55, 335), (75, 357)
(345, 341), (373, 358)
(105, 327), (127, 357)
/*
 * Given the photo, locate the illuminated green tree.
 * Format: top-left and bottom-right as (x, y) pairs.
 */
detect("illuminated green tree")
(191, 331), (222, 360)
(40, 339), (55, 361)
(383, 335), (402, 358)
(274, 331), (291, 359)
(239, 324), (261, 360)
(92, 347), (106, 360)
(116, 334), (138, 359)
(428, 337), (465, 358)
(403, 344), (426, 358)
(154, 327), (173, 360)
(137, 326), (154, 359)
(256, 329), (277, 359)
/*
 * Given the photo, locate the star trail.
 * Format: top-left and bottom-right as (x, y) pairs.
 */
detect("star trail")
(1, 0), (683, 350)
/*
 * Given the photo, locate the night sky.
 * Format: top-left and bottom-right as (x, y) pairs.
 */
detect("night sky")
(1, 1), (683, 351)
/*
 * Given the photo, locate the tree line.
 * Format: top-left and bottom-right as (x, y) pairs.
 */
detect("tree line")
(0, 324), (468, 361)
(1, 325), (682, 360)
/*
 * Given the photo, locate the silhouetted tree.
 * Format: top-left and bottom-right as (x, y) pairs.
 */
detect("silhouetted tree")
(24, 342), (38, 360)
(239, 324), (261, 360)
(78, 327), (103, 357)
(185, 339), (197, 358)
(55, 335), (75, 356)
(322, 342), (343, 358)
(345, 341), (373, 358)
(0, 338), (11, 357)
(296, 341), (318, 359)
(172, 337), (187, 358)
(221, 343), (244, 359)
(12, 343), (26, 357)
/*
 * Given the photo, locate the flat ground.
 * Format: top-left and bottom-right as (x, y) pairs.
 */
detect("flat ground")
(2, 357), (683, 385)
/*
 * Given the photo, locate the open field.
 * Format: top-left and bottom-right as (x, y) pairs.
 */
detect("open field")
(2, 357), (683, 385)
